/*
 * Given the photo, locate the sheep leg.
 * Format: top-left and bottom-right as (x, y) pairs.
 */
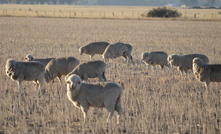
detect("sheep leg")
(83, 73), (88, 81)
(123, 52), (128, 62)
(18, 81), (22, 92)
(90, 54), (94, 60)
(35, 82), (39, 90)
(81, 106), (88, 124)
(160, 65), (164, 69)
(98, 73), (104, 82)
(104, 58), (108, 62)
(38, 78), (44, 90)
(107, 110), (115, 124)
(57, 75), (62, 85)
(184, 68), (188, 74)
(106, 104), (115, 123)
(115, 96), (122, 124)
(102, 72), (107, 81)
(205, 81), (210, 92)
(130, 55), (133, 63)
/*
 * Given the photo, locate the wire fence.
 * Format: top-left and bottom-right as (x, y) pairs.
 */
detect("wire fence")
(1, 7), (221, 20)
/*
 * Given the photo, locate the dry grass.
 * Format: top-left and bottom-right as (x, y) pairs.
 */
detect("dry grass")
(0, 16), (221, 133)
(0, 4), (221, 20)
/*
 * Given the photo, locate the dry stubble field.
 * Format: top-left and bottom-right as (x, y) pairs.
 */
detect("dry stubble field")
(0, 17), (221, 133)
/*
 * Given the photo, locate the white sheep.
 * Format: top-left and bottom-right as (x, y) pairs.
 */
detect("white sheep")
(5, 59), (45, 92)
(168, 54), (209, 74)
(79, 42), (110, 60)
(142, 51), (169, 69)
(66, 60), (107, 82)
(66, 74), (123, 124)
(25, 54), (55, 66)
(193, 57), (221, 91)
(44, 56), (79, 84)
(103, 42), (133, 63)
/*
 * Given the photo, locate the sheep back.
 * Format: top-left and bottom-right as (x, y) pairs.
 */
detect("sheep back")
(80, 42), (110, 55)
(103, 42), (128, 60)
(142, 51), (168, 66)
(77, 82), (123, 107)
(33, 58), (55, 66)
(6, 59), (45, 81)
(25, 54), (55, 66)
(169, 54), (209, 73)
(67, 60), (106, 80)
(193, 58), (221, 83)
(45, 56), (79, 82)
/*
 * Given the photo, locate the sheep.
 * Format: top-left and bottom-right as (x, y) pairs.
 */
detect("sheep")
(167, 54), (209, 74)
(142, 51), (169, 69)
(44, 56), (79, 84)
(66, 74), (123, 124)
(79, 41), (110, 60)
(66, 60), (107, 82)
(5, 59), (45, 92)
(25, 54), (55, 66)
(103, 42), (133, 63)
(193, 57), (221, 91)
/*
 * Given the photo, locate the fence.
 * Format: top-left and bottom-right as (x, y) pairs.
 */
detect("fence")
(0, 5), (221, 20)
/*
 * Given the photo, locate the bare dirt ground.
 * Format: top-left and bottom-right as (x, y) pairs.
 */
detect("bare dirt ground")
(0, 17), (221, 133)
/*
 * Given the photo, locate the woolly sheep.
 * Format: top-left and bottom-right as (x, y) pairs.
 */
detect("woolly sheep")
(5, 59), (45, 92)
(66, 60), (107, 82)
(79, 42), (110, 60)
(66, 74), (123, 124)
(103, 42), (133, 63)
(25, 54), (55, 66)
(44, 56), (79, 84)
(193, 57), (221, 91)
(142, 51), (169, 69)
(168, 54), (209, 74)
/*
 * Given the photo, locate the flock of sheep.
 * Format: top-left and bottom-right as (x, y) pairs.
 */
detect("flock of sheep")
(5, 41), (221, 124)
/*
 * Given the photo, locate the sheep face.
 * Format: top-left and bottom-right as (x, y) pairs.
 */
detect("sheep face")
(25, 54), (34, 61)
(142, 53), (151, 63)
(5, 59), (16, 77)
(193, 57), (203, 66)
(6, 66), (13, 77)
(66, 74), (82, 91)
(5, 60), (20, 81)
(192, 57), (203, 75)
(79, 47), (86, 55)
(168, 55), (179, 66)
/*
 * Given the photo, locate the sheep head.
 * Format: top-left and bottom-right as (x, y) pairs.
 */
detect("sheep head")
(79, 47), (86, 55)
(25, 54), (34, 61)
(168, 54), (179, 66)
(142, 52), (151, 63)
(192, 57), (204, 75)
(193, 57), (203, 66)
(5, 59), (16, 77)
(66, 74), (82, 91)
